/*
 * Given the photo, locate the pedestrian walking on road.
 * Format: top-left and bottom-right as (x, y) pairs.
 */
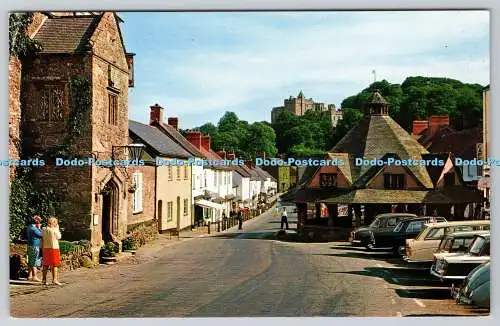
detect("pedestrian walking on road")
(280, 207), (289, 230)
(41, 217), (62, 286)
(26, 215), (43, 282)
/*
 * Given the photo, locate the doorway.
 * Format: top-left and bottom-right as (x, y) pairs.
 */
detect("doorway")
(101, 180), (118, 243)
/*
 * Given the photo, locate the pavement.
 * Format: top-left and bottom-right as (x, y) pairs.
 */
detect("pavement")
(9, 203), (489, 317)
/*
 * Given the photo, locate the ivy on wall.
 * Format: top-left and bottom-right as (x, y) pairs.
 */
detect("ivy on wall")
(9, 168), (58, 242)
(67, 76), (91, 145)
(9, 13), (42, 58)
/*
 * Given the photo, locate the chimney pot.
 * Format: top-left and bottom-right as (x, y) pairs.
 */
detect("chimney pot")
(168, 117), (179, 130)
(149, 104), (164, 125)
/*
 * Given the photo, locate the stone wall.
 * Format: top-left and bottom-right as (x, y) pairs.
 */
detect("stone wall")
(8, 56), (22, 183)
(21, 54), (93, 157)
(34, 165), (93, 241)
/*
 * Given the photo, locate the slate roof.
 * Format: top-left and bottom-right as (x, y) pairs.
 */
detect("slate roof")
(128, 120), (190, 159)
(153, 122), (206, 159)
(33, 15), (101, 54)
(331, 114), (433, 188)
(233, 164), (251, 178)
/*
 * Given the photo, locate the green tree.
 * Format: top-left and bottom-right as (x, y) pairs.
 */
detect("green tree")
(198, 122), (218, 137)
(246, 122), (278, 159)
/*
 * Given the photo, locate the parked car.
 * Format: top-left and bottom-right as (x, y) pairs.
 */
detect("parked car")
(373, 216), (446, 253)
(433, 231), (490, 262)
(452, 262), (490, 309)
(431, 233), (490, 282)
(403, 220), (490, 264)
(349, 213), (417, 249)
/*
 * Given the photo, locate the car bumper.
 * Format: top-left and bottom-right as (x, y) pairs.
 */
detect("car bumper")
(430, 268), (466, 280)
(403, 256), (433, 264)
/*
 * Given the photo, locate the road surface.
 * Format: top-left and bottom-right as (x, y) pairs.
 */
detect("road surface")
(10, 204), (488, 317)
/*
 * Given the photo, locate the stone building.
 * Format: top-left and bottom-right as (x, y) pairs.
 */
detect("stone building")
(270, 91), (343, 126)
(282, 90), (484, 241)
(8, 12), (48, 183)
(19, 12), (135, 254)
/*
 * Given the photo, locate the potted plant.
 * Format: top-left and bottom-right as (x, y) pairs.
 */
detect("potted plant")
(122, 237), (138, 254)
(100, 242), (119, 264)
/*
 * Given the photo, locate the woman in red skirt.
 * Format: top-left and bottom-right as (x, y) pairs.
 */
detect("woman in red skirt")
(41, 217), (62, 285)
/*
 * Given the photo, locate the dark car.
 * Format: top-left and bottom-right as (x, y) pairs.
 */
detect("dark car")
(373, 216), (446, 253)
(349, 213), (417, 249)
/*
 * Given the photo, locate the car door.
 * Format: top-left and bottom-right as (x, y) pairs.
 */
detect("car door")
(411, 227), (445, 261)
(373, 216), (404, 247)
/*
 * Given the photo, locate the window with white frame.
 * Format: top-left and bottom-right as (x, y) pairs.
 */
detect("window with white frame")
(133, 172), (143, 213)
(167, 201), (173, 222)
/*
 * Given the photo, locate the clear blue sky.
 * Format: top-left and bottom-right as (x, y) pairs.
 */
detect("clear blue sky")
(119, 11), (489, 129)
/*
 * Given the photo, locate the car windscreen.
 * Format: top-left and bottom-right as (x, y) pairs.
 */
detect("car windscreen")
(469, 237), (487, 255)
(451, 238), (474, 252)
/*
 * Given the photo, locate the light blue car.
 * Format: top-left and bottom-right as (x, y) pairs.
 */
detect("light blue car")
(452, 261), (490, 309)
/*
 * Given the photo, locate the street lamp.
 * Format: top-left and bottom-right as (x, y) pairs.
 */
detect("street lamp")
(111, 143), (145, 161)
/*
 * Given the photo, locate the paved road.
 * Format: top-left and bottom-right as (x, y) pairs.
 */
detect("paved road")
(10, 205), (488, 317)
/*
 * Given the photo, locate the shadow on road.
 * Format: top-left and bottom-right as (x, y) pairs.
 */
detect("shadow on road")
(333, 266), (446, 287)
(206, 230), (302, 242)
(403, 312), (489, 317)
(395, 288), (452, 300)
(314, 251), (401, 262)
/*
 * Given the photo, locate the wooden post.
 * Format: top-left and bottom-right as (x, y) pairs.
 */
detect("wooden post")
(208, 221), (211, 234)
(217, 220), (221, 232)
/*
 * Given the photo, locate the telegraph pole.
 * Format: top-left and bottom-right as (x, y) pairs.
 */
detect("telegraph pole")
(372, 69), (377, 83)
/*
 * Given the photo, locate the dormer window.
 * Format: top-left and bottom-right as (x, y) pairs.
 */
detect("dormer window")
(384, 173), (405, 189)
(319, 173), (338, 188)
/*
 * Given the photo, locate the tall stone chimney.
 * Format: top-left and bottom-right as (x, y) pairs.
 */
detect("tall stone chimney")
(149, 104), (164, 125)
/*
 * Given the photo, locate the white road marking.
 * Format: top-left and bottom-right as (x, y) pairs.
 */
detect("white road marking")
(376, 263), (383, 268)
(391, 299), (396, 305)
(396, 312), (403, 317)
(413, 299), (426, 307)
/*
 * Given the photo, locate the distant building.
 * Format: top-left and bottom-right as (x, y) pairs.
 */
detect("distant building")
(271, 91), (343, 126)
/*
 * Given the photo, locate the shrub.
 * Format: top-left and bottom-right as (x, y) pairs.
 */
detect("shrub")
(122, 237), (137, 251)
(101, 242), (119, 257)
(59, 240), (77, 255)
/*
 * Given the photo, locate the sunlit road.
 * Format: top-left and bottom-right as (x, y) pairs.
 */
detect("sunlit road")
(10, 205), (488, 317)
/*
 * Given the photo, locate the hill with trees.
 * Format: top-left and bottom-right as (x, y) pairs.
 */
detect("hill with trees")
(191, 76), (485, 159)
